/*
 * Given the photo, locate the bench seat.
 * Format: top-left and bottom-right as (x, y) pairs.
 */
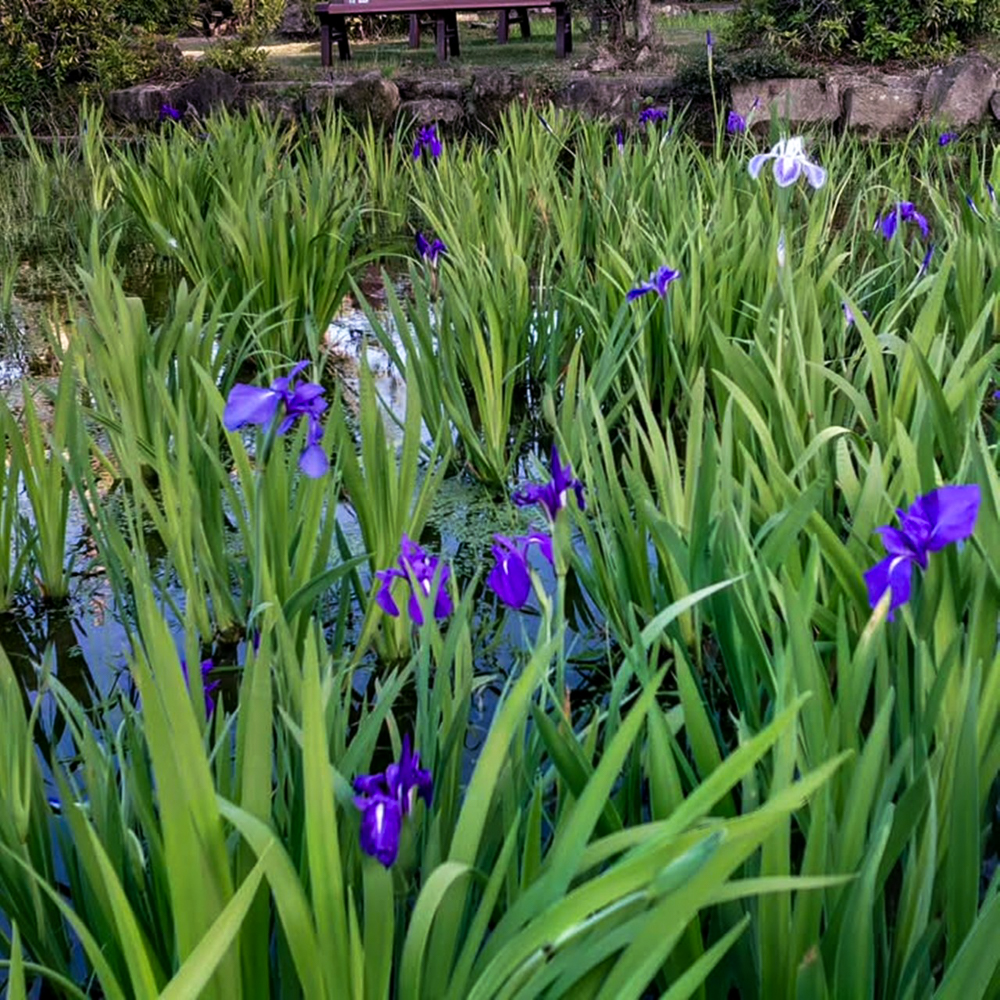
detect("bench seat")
(315, 0), (572, 63)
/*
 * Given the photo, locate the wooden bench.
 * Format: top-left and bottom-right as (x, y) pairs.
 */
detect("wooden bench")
(315, 0), (572, 63)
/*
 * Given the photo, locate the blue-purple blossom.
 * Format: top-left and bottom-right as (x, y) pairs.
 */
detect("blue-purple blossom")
(486, 532), (554, 609)
(385, 735), (433, 813)
(159, 103), (182, 122)
(416, 231), (447, 265)
(864, 485), (981, 618)
(353, 734), (433, 867)
(706, 30), (713, 53)
(989, 182), (996, 204)
(413, 124), (442, 160)
(938, 132), (959, 146)
(639, 107), (669, 126)
(919, 244), (935, 275)
(966, 194), (986, 221)
(748, 137), (826, 189)
(181, 658), (221, 716)
(879, 202), (929, 241)
(628, 264), (681, 301)
(727, 110), (747, 134)
(616, 129), (625, 152)
(513, 445), (585, 521)
(354, 793), (402, 866)
(843, 301), (869, 326)
(223, 361), (329, 478)
(375, 535), (452, 625)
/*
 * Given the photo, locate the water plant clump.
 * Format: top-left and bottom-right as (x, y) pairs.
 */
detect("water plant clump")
(0, 102), (998, 1000)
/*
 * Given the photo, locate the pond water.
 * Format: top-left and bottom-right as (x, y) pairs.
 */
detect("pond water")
(2, 284), (608, 769)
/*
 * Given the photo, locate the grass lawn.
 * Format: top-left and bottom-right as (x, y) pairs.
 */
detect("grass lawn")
(176, 7), (728, 77)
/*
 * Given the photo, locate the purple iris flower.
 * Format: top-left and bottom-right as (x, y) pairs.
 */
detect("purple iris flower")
(486, 532), (553, 609)
(413, 124), (442, 160)
(727, 110), (747, 134)
(748, 137), (826, 190)
(223, 360), (329, 478)
(353, 734), (433, 867)
(879, 202), (929, 241)
(616, 129), (625, 152)
(966, 194), (986, 221)
(354, 793), (402, 866)
(375, 534), (453, 625)
(843, 301), (869, 326)
(989, 182), (996, 205)
(706, 30), (713, 54)
(628, 264), (681, 301)
(512, 445), (585, 521)
(639, 107), (669, 126)
(864, 485), (981, 618)
(385, 735), (434, 813)
(919, 244), (935, 275)
(159, 103), (182, 122)
(181, 658), (221, 716)
(415, 232), (447, 265)
(938, 132), (959, 146)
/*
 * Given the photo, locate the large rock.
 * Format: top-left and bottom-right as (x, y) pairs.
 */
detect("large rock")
(466, 69), (523, 125)
(561, 76), (638, 115)
(171, 67), (240, 116)
(337, 72), (401, 126)
(396, 76), (467, 101)
(238, 81), (303, 117)
(923, 53), (997, 127)
(398, 98), (464, 126)
(106, 83), (176, 122)
(836, 70), (927, 132)
(303, 82), (347, 115)
(731, 78), (840, 125)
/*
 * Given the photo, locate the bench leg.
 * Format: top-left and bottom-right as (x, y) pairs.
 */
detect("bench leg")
(320, 19), (332, 67)
(555, 4), (570, 57)
(516, 6), (530, 38)
(436, 14), (448, 60)
(447, 10), (460, 56)
(334, 14), (351, 59)
(409, 13), (420, 47)
(497, 9), (509, 44)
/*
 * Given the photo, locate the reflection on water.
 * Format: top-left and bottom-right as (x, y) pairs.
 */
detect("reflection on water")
(1, 280), (608, 768)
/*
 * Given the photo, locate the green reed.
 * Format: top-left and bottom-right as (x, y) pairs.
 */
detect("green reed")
(1, 104), (1000, 999)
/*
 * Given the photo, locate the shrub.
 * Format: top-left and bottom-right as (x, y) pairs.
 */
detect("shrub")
(731, 0), (1000, 62)
(201, 36), (270, 78)
(0, 0), (187, 111)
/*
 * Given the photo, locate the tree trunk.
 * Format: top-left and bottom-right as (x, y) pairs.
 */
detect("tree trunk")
(634, 0), (652, 44)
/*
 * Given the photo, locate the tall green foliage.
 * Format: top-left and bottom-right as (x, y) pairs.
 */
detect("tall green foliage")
(2, 106), (1000, 999)
(732, 0), (1000, 61)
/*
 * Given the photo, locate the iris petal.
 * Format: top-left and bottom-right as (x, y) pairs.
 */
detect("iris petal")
(773, 156), (802, 187)
(223, 385), (280, 430)
(913, 485), (981, 551)
(863, 555), (914, 619)
(299, 442), (328, 479)
(747, 153), (770, 179)
(802, 161), (827, 189)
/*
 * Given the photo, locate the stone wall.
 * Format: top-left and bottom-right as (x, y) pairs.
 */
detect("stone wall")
(107, 53), (1000, 134)
(731, 54), (1000, 132)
